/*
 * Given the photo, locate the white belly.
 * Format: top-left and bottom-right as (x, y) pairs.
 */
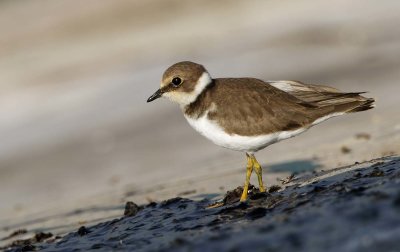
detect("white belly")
(184, 114), (307, 153)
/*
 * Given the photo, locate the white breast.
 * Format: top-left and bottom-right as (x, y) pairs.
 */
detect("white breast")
(184, 113), (307, 153)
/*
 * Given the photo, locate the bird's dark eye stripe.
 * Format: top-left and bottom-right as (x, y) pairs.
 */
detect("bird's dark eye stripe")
(171, 77), (182, 86)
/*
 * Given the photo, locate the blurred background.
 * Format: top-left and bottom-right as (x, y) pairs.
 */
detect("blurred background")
(1, 0), (399, 240)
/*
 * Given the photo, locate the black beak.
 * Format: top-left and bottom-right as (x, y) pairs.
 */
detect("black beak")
(147, 89), (163, 102)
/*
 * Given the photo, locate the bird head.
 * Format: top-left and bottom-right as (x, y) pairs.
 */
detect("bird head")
(147, 61), (212, 107)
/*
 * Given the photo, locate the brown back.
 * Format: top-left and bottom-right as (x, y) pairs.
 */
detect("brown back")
(185, 78), (335, 136)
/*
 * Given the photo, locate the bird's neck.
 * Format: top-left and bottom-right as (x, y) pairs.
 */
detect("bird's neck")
(183, 78), (215, 119)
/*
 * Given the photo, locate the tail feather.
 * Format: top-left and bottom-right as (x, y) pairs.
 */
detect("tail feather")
(319, 93), (375, 114)
(347, 98), (375, 113)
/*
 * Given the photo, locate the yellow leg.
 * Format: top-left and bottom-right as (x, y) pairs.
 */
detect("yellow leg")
(252, 155), (266, 192)
(240, 153), (254, 202)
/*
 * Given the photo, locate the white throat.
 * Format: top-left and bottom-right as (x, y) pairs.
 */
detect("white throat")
(163, 71), (212, 107)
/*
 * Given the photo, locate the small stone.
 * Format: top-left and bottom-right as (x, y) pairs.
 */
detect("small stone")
(34, 232), (53, 242)
(124, 201), (141, 217)
(341, 146), (351, 154)
(77, 226), (90, 236)
(268, 185), (282, 193)
(355, 133), (371, 140)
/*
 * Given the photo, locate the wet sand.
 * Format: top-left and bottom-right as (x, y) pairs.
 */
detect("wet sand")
(3, 156), (400, 251)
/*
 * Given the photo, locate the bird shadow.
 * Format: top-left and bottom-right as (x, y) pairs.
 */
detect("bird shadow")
(264, 159), (321, 174)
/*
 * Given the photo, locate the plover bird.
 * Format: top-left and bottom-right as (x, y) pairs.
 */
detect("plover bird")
(147, 61), (375, 201)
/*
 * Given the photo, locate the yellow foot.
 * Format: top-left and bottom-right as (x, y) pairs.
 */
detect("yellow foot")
(252, 155), (267, 193)
(240, 154), (253, 202)
(240, 153), (268, 201)
(240, 187), (248, 202)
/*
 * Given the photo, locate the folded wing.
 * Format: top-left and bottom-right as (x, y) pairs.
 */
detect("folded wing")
(269, 80), (375, 113)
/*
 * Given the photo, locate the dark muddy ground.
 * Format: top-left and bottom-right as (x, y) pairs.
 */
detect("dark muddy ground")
(3, 156), (400, 252)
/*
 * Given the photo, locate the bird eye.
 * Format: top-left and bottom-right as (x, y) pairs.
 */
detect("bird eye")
(171, 77), (182, 87)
